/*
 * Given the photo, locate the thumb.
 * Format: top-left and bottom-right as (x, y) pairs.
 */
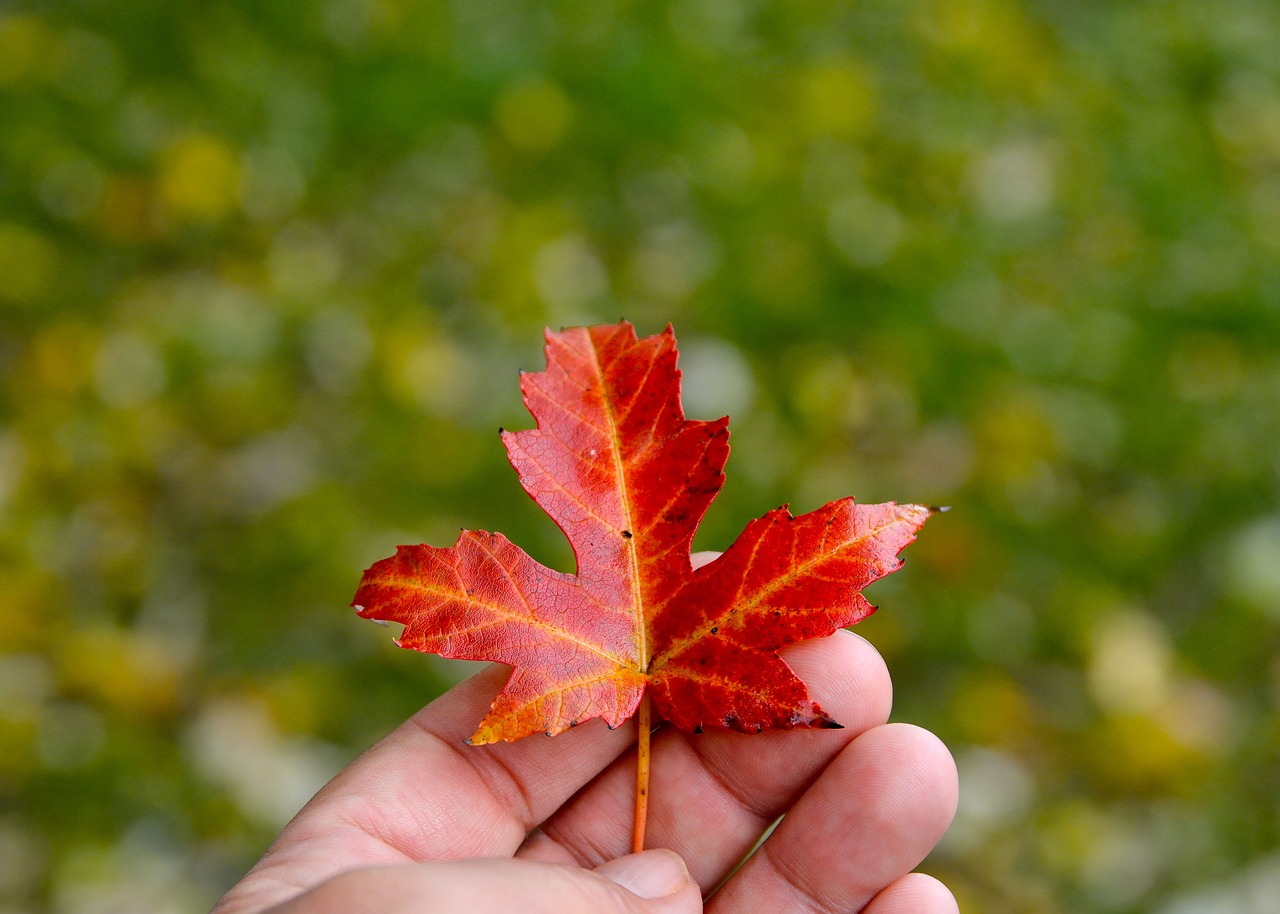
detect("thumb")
(595, 850), (701, 905)
(260, 852), (702, 914)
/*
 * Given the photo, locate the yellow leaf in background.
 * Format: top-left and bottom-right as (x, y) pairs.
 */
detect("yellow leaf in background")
(57, 628), (182, 720)
(0, 223), (58, 304)
(159, 134), (241, 223)
(797, 60), (878, 139)
(495, 79), (574, 154)
(0, 15), (57, 85)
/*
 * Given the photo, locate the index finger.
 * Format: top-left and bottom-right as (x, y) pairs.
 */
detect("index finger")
(213, 666), (639, 913)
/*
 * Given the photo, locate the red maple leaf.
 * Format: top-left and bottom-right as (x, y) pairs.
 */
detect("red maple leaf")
(353, 321), (932, 849)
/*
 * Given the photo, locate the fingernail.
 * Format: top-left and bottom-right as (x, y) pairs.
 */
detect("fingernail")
(598, 849), (692, 899)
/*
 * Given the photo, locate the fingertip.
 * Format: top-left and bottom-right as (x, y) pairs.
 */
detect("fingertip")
(857, 723), (960, 840)
(898, 723), (960, 824)
(864, 872), (960, 914)
(690, 550), (720, 570)
(781, 629), (893, 734)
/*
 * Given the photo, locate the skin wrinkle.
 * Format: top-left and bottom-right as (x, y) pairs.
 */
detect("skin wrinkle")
(440, 686), (634, 829)
(756, 840), (839, 914)
(333, 786), (450, 862)
(411, 694), (632, 849)
(537, 781), (637, 870)
(399, 714), (530, 849)
(671, 728), (777, 832)
(457, 730), (540, 831)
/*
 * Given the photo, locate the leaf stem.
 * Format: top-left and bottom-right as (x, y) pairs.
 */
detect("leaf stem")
(632, 691), (652, 854)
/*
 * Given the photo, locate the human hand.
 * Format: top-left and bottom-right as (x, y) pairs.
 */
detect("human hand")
(212, 560), (958, 914)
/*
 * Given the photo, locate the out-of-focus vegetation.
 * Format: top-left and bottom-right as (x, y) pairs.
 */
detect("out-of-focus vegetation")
(2, 1), (1279, 911)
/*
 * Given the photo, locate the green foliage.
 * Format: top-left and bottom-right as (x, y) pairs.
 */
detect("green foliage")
(2, 1), (1278, 911)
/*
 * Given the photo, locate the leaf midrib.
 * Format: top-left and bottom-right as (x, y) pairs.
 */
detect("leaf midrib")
(590, 335), (650, 675)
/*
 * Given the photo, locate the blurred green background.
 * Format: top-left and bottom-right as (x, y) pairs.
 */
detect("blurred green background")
(2, 0), (1279, 911)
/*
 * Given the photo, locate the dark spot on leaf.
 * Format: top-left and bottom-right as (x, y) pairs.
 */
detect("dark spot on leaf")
(622, 530), (633, 538)
(755, 724), (763, 734)
(710, 626), (718, 634)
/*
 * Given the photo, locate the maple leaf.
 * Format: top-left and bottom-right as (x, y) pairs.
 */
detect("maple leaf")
(353, 322), (932, 745)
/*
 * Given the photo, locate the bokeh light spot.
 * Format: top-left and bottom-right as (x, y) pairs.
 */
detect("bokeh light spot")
(0, 223), (58, 304)
(495, 79), (574, 154)
(159, 133), (242, 223)
(798, 60), (878, 139)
